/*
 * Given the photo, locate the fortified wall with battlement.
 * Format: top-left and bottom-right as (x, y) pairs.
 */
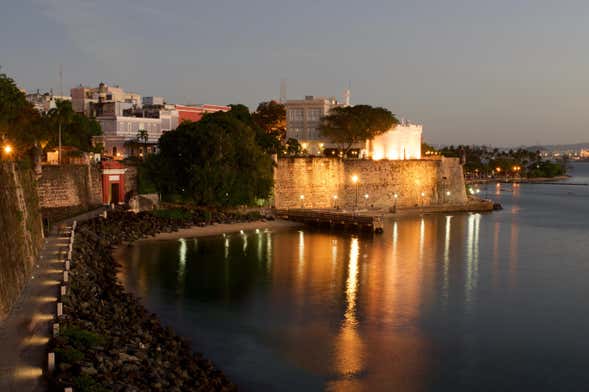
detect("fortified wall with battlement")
(274, 157), (467, 210)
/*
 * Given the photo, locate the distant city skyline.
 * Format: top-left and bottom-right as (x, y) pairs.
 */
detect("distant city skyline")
(2, 0), (589, 146)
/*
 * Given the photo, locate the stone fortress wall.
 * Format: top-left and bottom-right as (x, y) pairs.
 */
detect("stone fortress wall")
(273, 157), (467, 210)
(37, 164), (103, 222)
(0, 163), (44, 320)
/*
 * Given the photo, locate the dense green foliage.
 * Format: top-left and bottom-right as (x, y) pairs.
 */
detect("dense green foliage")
(319, 105), (398, 154)
(439, 145), (567, 178)
(46, 100), (102, 152)
(0, 73), (45, 157)
(0, 73), (101, 158)
(285, 138), (302, 156)
(252, 101), (286, 154)
(144, 106), (274, 206)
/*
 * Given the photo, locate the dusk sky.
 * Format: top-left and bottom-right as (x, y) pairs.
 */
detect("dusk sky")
(2, 0), (588, 146)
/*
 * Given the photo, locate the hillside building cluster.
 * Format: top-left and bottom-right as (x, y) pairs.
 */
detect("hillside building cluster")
(70, 83), (229, 158)
(26, 83), (423, 162)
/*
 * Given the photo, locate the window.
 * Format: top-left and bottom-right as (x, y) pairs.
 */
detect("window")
(288, 109), (303, 121)
(307, 108), (321, 121)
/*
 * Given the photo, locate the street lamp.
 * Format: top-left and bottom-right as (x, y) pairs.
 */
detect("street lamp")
(333, 194), (338, 209)
(299, 194), (305, 209)
(364, 193), (369, 208)
(351, 175), (359, 212)
(3, 144), (13, 155)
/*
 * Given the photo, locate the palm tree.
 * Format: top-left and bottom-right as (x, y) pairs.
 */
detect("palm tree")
(47, 100), (74, 164)
(136, 129), (149, 158)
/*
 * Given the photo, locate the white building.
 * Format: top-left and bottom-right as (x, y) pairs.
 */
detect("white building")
(25, 90), (71, 113)
(284, 95), (346, 155)
(366, 120), (422, 160)
(97, 110), (179, 158)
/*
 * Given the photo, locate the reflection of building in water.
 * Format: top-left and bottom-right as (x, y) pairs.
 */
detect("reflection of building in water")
(177, 238), (187, 295)
(465, 214), (481, 307)
(266, 218), (487, 390)
(329, 237), (365, 391)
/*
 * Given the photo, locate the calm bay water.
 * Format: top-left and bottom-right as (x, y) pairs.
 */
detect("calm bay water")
(118, 163), (589, 391)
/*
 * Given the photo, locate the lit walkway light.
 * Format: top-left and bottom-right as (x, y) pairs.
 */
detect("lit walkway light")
(3, 144), (13, 155)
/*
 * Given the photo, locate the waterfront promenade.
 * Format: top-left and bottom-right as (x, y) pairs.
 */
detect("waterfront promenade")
(0, 224), (69, 391)
(0, 209), (105, 392)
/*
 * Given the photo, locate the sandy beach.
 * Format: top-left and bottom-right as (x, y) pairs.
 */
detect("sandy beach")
(138, 219), (303, 241)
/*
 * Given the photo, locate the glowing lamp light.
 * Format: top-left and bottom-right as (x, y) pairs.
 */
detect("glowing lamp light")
(333, 195), (338, 200)
(300, 194), (305, 200)
(364, 194), (369, 199)
(3, 144), (13, 154)
(393, 193), (398, 199)
(351, 175), (359, 184)
(421, 192), (425, 197)
(446, 191), (451, 196)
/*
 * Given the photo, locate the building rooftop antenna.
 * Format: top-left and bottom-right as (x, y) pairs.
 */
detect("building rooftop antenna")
(344, 80), (351, 107)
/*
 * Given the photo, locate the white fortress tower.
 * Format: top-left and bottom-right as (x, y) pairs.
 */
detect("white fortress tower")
(366, 119), (422, 160)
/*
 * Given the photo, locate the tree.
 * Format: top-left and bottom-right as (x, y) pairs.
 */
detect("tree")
(47, 100), (74, 163)
(285, 138), (302, 156)
(146, 106), (274, 206)
(137, 129), (149, 157)
(0, 73), (47, 158)
(319, 105), (398, 154)
(252, 101), (286, 154)
(47, 100), (102, 155)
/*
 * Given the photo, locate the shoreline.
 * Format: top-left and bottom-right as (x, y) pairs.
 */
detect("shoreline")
(50, 211), (242, 390)
(466, 175), (570, 184)
(138, 219), (303, 241)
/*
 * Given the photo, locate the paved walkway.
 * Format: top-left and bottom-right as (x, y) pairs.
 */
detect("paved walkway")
(0, 224), (69, 391)
(0, 208), (105, 391)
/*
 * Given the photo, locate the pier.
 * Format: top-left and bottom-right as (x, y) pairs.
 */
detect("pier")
(275, 209), (384, 233)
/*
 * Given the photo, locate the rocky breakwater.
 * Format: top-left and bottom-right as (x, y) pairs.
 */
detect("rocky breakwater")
(50, 209), (266, 391)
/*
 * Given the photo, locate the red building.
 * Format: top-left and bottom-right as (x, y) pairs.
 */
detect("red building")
(101, 161), (127, 204)
(175, 104), (230, 123)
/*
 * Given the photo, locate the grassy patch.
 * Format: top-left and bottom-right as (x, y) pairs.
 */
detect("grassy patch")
(55, 347), (84, 363)
(62, 327), (105, 349)
(151, 208), (192, 221)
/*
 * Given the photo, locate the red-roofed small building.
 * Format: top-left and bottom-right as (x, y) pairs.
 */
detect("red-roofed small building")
(176, 104), (230, 124)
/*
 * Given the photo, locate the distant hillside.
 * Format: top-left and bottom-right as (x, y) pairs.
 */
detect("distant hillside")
(525, 142), (589, 152)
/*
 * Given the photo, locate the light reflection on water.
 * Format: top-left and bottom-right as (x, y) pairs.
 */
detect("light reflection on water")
(117, 164), (589, 391)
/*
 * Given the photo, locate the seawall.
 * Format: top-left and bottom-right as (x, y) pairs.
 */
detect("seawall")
(274, 157), (468, 209)
(0, 162), (44, 320)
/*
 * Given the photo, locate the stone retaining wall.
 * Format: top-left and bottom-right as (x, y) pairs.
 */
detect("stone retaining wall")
(274, 157), (467, 209)
(0, 162), (44, 320)
(37, 164), (103, 222)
